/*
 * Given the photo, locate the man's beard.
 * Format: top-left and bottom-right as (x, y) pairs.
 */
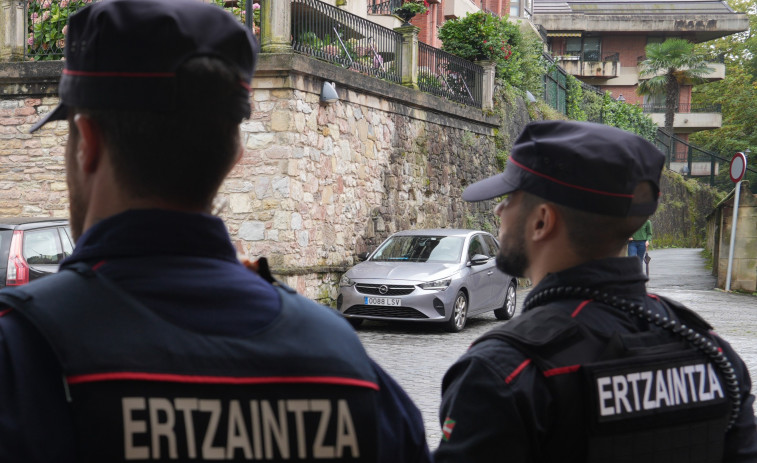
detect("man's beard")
(496, 219), (528, 278)
(68, 182), (86, 242)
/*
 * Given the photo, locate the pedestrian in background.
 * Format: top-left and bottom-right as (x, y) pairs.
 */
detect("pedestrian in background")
(0, 1), (431, 461)
(628, 218), (653, 265)
(435, 120), (757, 462)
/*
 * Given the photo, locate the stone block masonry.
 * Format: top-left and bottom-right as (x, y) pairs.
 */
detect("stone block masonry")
(224, 54), (499, 303)
(0, 94), (69, 217)
(1, 54), (500, 305)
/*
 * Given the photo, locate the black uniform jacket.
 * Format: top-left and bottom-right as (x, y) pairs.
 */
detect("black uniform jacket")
(435, 257), (757, 462)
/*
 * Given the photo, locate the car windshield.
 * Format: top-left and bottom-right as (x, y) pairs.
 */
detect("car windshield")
(370, 236), (464, 263)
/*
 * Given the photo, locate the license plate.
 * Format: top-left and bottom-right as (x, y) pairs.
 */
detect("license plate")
(364, 297), (401, 306)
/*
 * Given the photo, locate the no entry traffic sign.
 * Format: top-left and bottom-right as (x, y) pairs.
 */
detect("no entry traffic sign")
(730, 152), (747, 183)
(726, 151), (748, 291)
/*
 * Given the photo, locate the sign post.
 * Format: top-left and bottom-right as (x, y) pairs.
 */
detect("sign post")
(725, 152), (747, 291)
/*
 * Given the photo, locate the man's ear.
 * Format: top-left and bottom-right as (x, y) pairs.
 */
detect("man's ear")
(528, 202), (559, 242)
(72, 114), (103, 174)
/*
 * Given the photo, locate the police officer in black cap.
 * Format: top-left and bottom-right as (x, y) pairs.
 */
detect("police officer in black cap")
(0, 1), (431, 461)
(435, 120), (757, 462)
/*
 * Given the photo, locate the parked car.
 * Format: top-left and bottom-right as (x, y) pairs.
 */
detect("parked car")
(337, 229), (518, 332)
(0, 218), (74, 288)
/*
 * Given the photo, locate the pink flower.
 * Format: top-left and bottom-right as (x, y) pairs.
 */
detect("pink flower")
(62, 25), (68, 35)
(41, 0), (51, 8)
(27, 36), (34, 46)
(31, 12), (38, 20)
(60, 0), (68, 7)
(42, 11), (50, 21)
(252, 3), (260, 9)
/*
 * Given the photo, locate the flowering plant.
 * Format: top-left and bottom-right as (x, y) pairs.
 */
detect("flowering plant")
(394, 0), (429, 16)
(214, 0), (261, 36)
(27, 0), (93, 61)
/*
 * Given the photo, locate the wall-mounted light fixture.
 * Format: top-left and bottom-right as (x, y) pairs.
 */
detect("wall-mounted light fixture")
(616, 94), (625, 102)
(321, 81), (338, 104)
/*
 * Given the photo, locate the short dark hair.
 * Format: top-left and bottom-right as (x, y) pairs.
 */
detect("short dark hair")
(521, 183), (653, 258)
(71, 56), (242, 210)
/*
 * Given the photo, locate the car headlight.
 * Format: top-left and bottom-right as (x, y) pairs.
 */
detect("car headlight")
(339, 274), (355, 287)
(419, 278), (451, 291)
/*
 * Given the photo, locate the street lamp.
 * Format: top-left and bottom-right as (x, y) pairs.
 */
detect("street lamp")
(616, 94), (625, 102)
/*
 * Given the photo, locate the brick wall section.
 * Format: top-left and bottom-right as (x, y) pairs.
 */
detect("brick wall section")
(414, 0), (511, 47)
(412, 4), (440, 47)
(602, 35), (646, 68)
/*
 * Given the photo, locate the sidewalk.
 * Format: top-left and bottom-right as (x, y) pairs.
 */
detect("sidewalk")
(645, 248), (757, 382)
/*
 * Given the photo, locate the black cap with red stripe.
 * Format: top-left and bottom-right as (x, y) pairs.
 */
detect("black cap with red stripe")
(30, 0), (258, 132)
(462, 121), (665, 217)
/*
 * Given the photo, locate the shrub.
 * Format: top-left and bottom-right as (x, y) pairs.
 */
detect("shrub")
(26, 0), (259, 60)
(438, 11), (528, 87)
(27, 0), (93, 61)
(601, 92), (658, 142)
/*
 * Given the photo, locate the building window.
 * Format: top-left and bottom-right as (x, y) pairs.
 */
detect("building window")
(566, 37), (582, 57)
(565, 37), (601, 61)
(510, 0), (520, 17)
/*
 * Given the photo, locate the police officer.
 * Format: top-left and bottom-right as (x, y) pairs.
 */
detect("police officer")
(435, 121), (757, 462)
(0, 1), (431, 461)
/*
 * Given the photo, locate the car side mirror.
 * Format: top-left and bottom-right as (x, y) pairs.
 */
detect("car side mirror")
(357, 252), (370, 262)
(468, 254), (490, 266)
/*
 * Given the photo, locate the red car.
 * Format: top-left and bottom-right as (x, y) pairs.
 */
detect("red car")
(0, 218), (74, 288)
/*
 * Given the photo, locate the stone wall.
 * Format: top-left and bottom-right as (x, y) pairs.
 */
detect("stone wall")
(706, 182), (757, 292)
(0, 54), (502, 305)
(652, 169), (723, 248)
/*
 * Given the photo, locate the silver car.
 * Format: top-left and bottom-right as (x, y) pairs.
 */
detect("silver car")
(337, 229), (517, 332)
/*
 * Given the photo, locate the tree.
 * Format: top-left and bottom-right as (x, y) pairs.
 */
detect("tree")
(637, 39), (714, 158)
(690, 0), (757, 192)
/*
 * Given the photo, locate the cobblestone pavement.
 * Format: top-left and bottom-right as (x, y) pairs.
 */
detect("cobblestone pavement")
(355, 248), (757, 449)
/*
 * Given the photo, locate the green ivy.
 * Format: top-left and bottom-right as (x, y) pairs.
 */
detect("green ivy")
(565, 75), (586, 121)
(600, 93), (658, 142)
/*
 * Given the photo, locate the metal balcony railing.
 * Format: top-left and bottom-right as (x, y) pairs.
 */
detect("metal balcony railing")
(639, 103), (722, 113)
(557, 50), (618, 62)
(24, 0), (488, 108)
(655, 129), (757, 186)
(292, 0), (403, 84)
(367, 0), (402, 15)
(418, 42), (483, 108)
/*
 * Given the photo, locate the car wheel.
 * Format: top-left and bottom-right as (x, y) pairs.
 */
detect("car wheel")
(446, 291), (468, 333)
(347, 318), (364, 329)
(494, 281), (517, 320)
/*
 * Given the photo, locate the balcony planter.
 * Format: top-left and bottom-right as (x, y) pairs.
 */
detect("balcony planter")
(394, 8), (417, 25)
(393, 1), (429, 26)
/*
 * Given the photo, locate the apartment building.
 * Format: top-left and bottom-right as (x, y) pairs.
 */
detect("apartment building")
(531, 0), (748, 163)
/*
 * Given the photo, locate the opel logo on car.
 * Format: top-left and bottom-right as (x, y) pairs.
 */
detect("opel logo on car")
(379, 285), (389, 295)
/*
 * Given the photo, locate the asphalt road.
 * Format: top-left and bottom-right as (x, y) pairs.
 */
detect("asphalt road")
(355, 248), (757, 449)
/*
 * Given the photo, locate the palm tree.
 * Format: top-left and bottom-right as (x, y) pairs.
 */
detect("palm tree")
(637, 39), (714, 161)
